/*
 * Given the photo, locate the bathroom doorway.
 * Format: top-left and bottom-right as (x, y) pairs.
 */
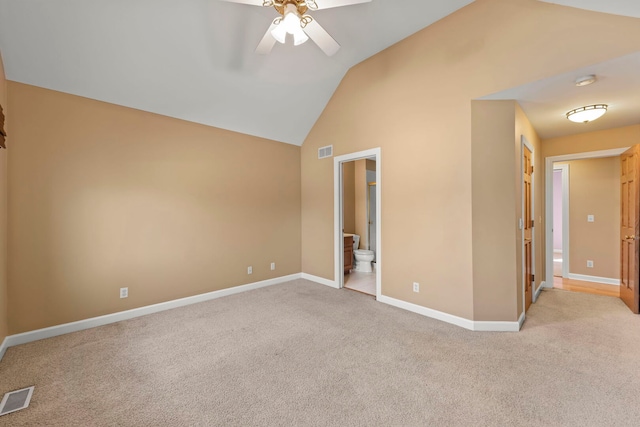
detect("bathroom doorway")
(334, 148), (381, 299)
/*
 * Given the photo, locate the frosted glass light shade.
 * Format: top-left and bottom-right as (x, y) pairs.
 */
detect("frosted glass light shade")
(271, 4), (308, 46)
(566, 104), (607, 123)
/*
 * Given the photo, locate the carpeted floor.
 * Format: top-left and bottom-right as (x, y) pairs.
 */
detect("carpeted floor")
(1, 279), (640, 426)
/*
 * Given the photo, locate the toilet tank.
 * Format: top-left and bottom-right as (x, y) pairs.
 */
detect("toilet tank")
(352, 234), (360, 250)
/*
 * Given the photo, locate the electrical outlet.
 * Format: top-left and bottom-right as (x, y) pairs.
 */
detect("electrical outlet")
(587, 260), (594, 268)
(270, 262), (276, 271)
(413, 282), (420, 293)
(247, 266), (253, 274)
(120, 287), (128, 298)
(587, 215), (595, 222)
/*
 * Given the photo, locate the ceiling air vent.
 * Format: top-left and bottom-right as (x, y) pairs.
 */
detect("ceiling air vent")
(318, 145), (333, 159)
(0, 386), (35, 417)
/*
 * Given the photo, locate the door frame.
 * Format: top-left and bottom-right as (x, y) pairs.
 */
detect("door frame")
(544, 147), (629, 288)
(521, 136), (536, 309)
(334, 148), (382, 299)
(552, 164), (570, 278)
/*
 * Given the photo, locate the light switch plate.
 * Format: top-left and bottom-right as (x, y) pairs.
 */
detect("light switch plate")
(587, 215), (595, 222)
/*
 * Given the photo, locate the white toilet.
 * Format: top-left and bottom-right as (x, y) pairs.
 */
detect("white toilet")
(351, 234), (375, 273)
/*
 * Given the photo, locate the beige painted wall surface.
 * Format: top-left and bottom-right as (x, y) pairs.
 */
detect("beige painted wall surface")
(471, 101), (518, 321)
(0, 52), (8, 342)
(557, 158), (620, 279)
(342, 162), (355, 233)
(543, 125), (640, 158)
(7, 82), (301, 334)
(301, 0), (640, 321)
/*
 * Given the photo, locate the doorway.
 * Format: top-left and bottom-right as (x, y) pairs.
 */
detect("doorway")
(545, 148), (628, 298)
(334, 148), (381, 299)
(552, 164), (569, 279)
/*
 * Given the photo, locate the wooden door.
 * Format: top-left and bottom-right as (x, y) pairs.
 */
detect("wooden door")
(620, 146), (640, 314)
(524, 146), (533, 311)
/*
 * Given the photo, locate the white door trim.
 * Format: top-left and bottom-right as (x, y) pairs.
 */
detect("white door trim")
(544, 147), (629, 288)
(334, 148), (382, 299)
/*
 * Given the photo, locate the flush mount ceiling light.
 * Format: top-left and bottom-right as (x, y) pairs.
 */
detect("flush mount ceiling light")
(575, 74), (597, 87)
(566, 104), (608, 123)
(221, 0), (372, 56)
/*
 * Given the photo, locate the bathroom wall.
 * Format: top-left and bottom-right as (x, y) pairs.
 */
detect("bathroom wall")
(7, 82), (302, 334)
(0, 52), (8, 344)
(300, 0), (640, 322)
(342, 162), (356, 234)
(354, 160), (368, 250)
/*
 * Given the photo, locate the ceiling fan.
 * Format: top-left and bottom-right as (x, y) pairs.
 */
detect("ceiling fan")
(222, 0), (372, 56)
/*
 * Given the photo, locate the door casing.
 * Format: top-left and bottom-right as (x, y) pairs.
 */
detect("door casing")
(334, 148), (381, 299)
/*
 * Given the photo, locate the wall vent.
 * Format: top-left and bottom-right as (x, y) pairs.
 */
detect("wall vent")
(318, 145), (333, 159)
(0, 386), (35, 417)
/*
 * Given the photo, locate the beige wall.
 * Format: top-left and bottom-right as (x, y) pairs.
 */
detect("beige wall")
(301, 0), (640, 321)
(0, 52), (8, 342)
(556, 158), (620, 279)
(471, 100), (518, 321)
(7, 82), (301, 334)
(470, 101), (542, 322)
(542, 125), (640, 158)
(342, 162), (355, 233)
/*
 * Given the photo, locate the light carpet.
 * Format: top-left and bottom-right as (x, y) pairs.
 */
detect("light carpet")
(1, 279), (640, 426)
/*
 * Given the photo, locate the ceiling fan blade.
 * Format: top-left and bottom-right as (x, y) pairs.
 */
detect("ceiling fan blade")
(255, 21), (279, 54)
(220, 0), (270, 6)
(302, 18), (340, 56)
(310, 0), (371, 10)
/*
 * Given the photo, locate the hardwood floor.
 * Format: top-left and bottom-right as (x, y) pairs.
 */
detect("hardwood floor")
(553, 276), (619, 297)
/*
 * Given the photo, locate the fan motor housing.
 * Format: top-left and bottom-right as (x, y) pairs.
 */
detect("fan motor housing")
(274, 0), (308, 16)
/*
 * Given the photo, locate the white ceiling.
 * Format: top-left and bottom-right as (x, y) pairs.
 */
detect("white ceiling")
(538, 0), (640, 18)
(481, 51), (640, 139)
(0, 1), (638, 145)
(0, 0), (474, 146)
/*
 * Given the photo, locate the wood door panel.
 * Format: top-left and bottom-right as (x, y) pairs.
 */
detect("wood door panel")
(524, 146), (533, 312)
(620, 146), (640, 314)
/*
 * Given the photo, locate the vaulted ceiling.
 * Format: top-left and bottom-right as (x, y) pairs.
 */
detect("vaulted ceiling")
(0, 0), (639, 146)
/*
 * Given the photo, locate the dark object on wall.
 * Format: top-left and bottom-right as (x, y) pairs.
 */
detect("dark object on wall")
(0, 104), (6, 149)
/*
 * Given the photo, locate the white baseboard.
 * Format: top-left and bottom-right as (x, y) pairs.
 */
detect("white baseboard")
(473, 320), (521, 332)
(0, 336), (8, 361)
(301, 273), (338, 289)
(568, 273), (620, 286)
(518, 311), (525, 329)
(377, 295), (520, 332)
(0, 273), (302, 362)
(535, 282), (545, 300)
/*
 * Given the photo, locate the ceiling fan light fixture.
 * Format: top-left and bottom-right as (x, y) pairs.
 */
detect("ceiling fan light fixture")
(293, 29), (309, 46)
(566, 104), (608, 123)
(271, 4), (308, 45)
